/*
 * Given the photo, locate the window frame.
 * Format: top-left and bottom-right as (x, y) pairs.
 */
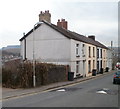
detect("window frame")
(76, 44), (80, 57)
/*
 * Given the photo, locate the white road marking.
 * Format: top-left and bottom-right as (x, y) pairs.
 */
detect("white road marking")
(96, 90), (107, 94)
(57, 89), (66, 92)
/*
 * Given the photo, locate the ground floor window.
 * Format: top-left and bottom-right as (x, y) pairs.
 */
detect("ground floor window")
(88, 60), (91, 73)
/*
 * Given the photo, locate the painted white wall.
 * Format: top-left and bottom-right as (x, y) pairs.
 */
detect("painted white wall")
(21, 23), (71, 65)
(70, 39), (87, 77)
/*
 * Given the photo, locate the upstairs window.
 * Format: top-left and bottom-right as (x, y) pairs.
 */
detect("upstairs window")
(93, 47), (95, 57)
(76, 44), (80, 57)
(101, 49), (102, 58)
(89, 46), (91, 58)
(97, 49), (99, 58)
(82, 44), (85, 57)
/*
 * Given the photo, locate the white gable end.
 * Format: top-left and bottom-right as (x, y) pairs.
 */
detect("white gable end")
(21, 23), (71, 64)
(27, 23), (69, 41)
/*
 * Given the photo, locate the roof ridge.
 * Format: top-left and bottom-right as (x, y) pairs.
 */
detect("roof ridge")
(19, 21), (108, 49)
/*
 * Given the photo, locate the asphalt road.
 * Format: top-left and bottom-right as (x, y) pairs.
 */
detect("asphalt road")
(2, 72), (120, 107)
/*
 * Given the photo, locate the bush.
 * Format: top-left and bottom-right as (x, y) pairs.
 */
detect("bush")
(2, 68), (11, 87)
(2, 61), (68, 88)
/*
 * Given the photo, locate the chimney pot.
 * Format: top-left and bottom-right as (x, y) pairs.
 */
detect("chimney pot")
(39, 10), (51, 23)
(62, 19), (65, 21)
(23, 32), (25, 36)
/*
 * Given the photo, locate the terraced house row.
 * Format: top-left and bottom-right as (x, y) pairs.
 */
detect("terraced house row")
(20, 11), (112, 78)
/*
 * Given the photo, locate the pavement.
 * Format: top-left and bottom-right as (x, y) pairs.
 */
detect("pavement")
(1, 70), (116, 101)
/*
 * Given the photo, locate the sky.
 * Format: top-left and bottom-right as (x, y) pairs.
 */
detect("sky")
(0, 0), (119, 48)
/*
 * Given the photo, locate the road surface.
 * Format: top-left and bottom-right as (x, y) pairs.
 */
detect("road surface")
(2, 72), (120, 107)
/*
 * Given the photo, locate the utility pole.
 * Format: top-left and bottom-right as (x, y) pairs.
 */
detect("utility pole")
(111, 41), (114, 70)
(111, 41), (113, 50)
(33, 22), (43, 87)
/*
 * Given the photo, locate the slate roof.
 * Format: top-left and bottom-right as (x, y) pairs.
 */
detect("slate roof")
(19, 20), (108, 49)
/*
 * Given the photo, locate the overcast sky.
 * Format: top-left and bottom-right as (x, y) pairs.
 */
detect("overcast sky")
(0, 0), (118, 48)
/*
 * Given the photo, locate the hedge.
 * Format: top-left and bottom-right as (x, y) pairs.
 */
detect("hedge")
(2, 61), (68, 88)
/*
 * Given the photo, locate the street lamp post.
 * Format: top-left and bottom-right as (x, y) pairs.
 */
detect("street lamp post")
(33, 22), (43, 87)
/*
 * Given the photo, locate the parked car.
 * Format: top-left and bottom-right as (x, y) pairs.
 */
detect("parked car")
(116, 62), (120, 69)
(113, 70), (120, 84)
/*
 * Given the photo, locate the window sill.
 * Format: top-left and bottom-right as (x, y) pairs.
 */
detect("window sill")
(76, 55), (80, 57)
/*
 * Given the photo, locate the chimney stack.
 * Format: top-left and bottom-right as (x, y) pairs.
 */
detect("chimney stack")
(39, 10), (51, 23)
(57, 19), (68, 29)
(88, 35), (95, 40)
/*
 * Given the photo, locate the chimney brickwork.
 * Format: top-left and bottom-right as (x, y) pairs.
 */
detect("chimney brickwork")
(39, 10), (51, 23)
(57, 19), (68, 29)
(88, 35), (95, 40)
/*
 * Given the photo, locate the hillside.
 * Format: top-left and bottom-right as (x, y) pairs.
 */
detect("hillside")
(2, 45), (21, 61)
(2, 45), (20, 54)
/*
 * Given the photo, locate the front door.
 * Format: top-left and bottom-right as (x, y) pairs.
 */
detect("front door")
(97, 61), (99, 72)
(83, 60), (86, 77)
